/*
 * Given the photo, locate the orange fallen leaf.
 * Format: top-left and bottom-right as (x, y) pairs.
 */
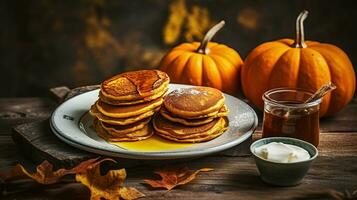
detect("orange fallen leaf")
(143, 167), (213, 190)
(0, 158), (112, 184)
(76, 161), (144, 200)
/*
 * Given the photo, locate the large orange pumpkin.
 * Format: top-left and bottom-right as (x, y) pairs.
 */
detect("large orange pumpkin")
(159, 21), (243, 95)
(241, 10), (356, 117)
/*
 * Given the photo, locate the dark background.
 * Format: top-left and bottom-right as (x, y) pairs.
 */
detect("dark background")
(1, 0), (356, 97)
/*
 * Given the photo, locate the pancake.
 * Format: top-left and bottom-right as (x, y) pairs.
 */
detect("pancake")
(100, 88), (168, 106)
(164, 87), (225, 118)
(95, 97), (163, 118)
(153, 115), (228, 139)
(100, 70), (169, 102)
(100, 117), (151, 135)
(90, 105), (159, 125)
(94, 119), (153, 142)
(160, 105), (228, 126)
(155, 126), (227, 143)
(153, 114), (228, 142)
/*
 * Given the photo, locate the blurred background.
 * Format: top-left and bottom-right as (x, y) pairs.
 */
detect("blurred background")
(1, 0), (356, 97)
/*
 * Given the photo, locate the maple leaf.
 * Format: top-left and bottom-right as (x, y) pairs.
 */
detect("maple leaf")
(76, 162), (144, 200)
(0, 158), (112, 184)
(143, 167), (213, 190)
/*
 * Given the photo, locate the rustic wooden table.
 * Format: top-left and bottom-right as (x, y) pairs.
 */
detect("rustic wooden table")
(0, 93), (356, 200)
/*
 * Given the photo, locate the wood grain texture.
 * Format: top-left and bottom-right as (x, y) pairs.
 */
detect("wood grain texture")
(1, 132), (356, 200)
(0, 90), (356, 199)
(0, 98), (56, 135)
(12, 119), (95, 167)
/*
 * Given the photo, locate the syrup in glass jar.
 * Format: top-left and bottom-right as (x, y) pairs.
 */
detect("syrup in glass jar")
(262, 88), (321, 147)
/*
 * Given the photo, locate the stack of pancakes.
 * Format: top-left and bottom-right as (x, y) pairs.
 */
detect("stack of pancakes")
(153, 87), (229, 143)
(90, 70), (169, 142)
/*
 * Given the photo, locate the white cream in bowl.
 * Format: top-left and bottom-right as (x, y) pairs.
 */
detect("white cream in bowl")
(254, 142), (310, 163)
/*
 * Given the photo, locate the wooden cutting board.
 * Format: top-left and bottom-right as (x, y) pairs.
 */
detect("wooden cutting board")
(11, 85), (252, 168)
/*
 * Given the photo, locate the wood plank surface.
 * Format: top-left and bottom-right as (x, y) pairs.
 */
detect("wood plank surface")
(0, 98), (56, 134)
(1, 132), (356, 200)
(12, 120), (96, 167)
(0, 95), (357, 200)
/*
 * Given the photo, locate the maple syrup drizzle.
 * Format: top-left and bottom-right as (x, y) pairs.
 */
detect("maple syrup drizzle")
(122, 70), (161, 98)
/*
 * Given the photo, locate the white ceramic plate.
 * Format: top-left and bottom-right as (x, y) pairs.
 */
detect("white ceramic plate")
(50, 84), (258, 160)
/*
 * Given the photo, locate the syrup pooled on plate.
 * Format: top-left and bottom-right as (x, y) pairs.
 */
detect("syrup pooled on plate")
(110, 135), (193, 152)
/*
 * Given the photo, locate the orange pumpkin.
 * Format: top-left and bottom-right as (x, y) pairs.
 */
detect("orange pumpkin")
(159, 21), (243, 95)
(241, 10), (356, 117)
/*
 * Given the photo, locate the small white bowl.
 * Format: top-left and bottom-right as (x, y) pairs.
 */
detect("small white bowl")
(250, 137), (318, 186)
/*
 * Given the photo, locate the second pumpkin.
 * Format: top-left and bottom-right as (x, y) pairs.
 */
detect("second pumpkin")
(159, 21), (243, 95)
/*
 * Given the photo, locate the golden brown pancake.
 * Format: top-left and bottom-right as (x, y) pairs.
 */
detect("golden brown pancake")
(100, 117), (151, 135)
(154, 115), (228, 139)
(100, 70), (169, 102)
(95, 97), (163, 118)
(94, 119), (153, 142)
(100, 88), (168, 106)
(90, 105), (159, 125)
(160, 105), (228, 126)
(163, 87), (225, 118)
(155, 127), (227, 143)
(153, 114), (228, 142)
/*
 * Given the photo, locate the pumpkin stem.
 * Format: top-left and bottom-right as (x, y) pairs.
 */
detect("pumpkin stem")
(197, 20), (225, 54)
(293, 10), (309, 48)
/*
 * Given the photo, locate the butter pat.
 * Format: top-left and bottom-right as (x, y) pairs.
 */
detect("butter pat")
(254, 142), (310, 163)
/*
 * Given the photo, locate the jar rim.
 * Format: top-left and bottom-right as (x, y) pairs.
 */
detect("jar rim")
(262, 87), (322, 108)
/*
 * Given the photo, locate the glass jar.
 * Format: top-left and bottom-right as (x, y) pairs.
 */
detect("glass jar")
(262, 88), (322, 146)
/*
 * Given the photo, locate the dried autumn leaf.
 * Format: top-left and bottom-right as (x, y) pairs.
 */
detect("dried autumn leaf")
(70, 158), (116, 174)
(143, 167), (213, 190)
(1, 160), (67, 184)
(76, 162), (144, 200)
(0, 158), (112, 184)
